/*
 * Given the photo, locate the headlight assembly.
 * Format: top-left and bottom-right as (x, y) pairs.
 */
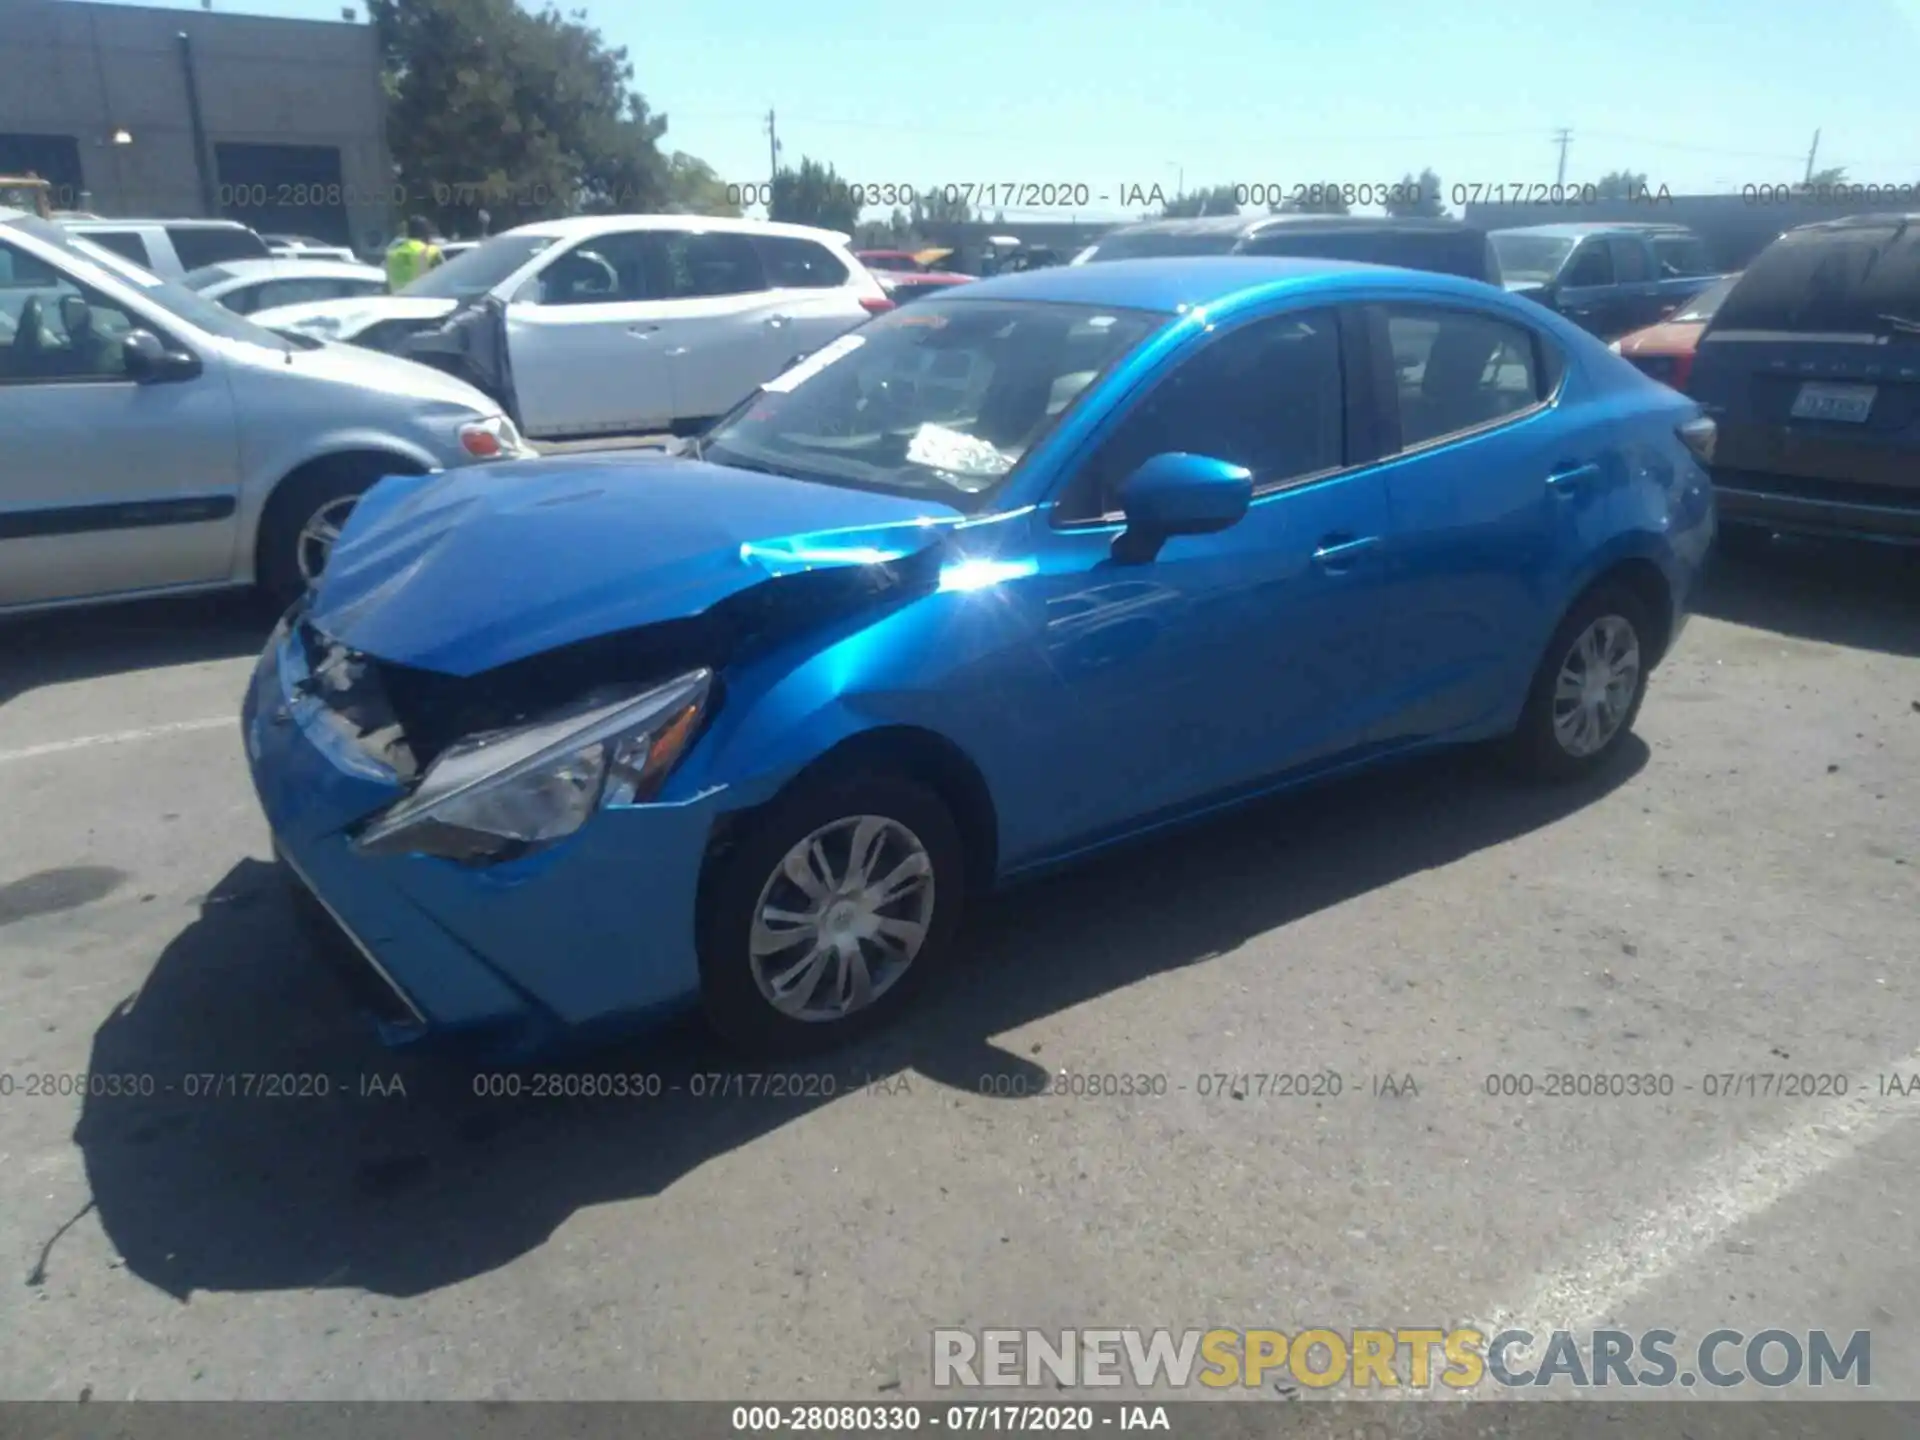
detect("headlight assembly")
(352, 669), (711, 863)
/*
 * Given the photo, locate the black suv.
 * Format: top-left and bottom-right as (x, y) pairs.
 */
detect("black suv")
(1073, 214), (1500, 284)
(1687, 213), (1920, 547)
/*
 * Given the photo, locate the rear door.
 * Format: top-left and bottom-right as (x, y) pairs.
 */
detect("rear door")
(752, 234), (871, 368)
(1688, 220), (1920, 527)
(1650, 232), (1718, 317)
(653, 230), (789, 421)
(1362, 301), (1580, 740)
(0, 235), (242, 607)
(1554, 238), (1618, 336)
(502, 229), (676, 438)
(1607, 236), (1662, 336)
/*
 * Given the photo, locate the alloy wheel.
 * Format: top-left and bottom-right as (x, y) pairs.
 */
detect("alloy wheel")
(1551, 614), (1641, 758)
(748, 814), (936, 1022)
(295, 495), (360, 586)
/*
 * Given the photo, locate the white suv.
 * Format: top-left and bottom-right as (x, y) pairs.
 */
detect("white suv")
(252, 215), (895, 440)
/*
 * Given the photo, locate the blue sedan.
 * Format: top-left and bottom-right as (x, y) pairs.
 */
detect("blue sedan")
(243, 257), (1717, 1059)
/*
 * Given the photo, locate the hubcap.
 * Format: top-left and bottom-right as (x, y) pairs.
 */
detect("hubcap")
(1551, 614), (1641, 758)
(296, 495), (360, 586)
(748, 814), (935, 1023)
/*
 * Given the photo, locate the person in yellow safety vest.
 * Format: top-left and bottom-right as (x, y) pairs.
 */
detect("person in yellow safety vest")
(385, 215), (444, 292)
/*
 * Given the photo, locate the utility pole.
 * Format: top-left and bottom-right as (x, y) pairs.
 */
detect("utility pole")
(765, 108), (779, 209)
(1553, 128), (1572, 188)
(1803, 128), (1821, 185)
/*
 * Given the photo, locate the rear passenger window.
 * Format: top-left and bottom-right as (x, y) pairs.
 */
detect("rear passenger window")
(1563, 242), (1612, 287)
(666, 231), (766, 297)
(1380, 306), (1544, 449)
(1609, 239), (1650, 283)
(1652, 236), (1713, 278)
(755, 236), (849, 288)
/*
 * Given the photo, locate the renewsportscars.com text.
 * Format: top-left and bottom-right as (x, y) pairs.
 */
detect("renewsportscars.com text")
(931, 1327), (1871, 1390)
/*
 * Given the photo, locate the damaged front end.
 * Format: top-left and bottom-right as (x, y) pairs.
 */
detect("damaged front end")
(281, 540), (946, 867)
(401, 296), (519, 425)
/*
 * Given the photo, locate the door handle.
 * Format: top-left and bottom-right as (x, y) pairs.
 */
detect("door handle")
(1311, 534), (1380, 573)
(1547, 462), (1601, 495)
(764, 314), (792, 329)
(627, 323), (659, 336)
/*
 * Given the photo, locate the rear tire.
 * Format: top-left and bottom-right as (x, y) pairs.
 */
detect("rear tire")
(1509, 584), (1653, 783)
(698, 769), (966, 1057)
(255, 456), (412, 610)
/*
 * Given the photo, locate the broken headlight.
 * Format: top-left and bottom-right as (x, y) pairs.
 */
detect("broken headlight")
(352, 669), (711, 863)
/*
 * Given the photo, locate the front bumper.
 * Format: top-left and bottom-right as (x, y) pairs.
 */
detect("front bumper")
(241, 630), (723, 1059)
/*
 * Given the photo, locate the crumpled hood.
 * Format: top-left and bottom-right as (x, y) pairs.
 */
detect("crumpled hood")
(308, 456), (968, 675)
(252, 294), (459, 340)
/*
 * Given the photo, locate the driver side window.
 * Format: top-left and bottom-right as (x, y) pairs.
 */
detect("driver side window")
(0, 242), (140, 385)
(1057, 308), (1344, 522)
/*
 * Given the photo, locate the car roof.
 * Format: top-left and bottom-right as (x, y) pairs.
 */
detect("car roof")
(1108, 213), (1476, 240)
(506, 213), (853, 245)
(62, 217), (256, 231)
(0, 206), (25, 225)
(941, 255), (1495, 314)
(1784, 211), (1920, 234)
(1492, 221), (1696, 239)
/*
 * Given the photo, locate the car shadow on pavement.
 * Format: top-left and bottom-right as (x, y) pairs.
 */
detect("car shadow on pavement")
(0, 593), (273, 706)
(68, 739), (1645, 1300)
(1696, 538), (1920, 659)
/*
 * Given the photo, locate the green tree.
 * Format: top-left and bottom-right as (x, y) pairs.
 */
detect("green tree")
(663, 152), (740, 217)
(910, 188), (974, 227)
(1384, 168), (1445, 218)
(1272, 181), (1351, 216)
(369, 0), (671, 235)
(1594, 169), (1650, 201)
(769, 157), (859, 231)
(1161, 183), (1241, 218)
(1798, 165), (1848, 190)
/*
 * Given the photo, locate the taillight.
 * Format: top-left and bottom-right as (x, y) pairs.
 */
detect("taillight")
(859, 296), (896, 316)
(1669, 349), (1696, 394)
(1676, 413), (1716, 465)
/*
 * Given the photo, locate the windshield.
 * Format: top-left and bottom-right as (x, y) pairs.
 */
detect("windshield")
(1491, 233), (1577, 284)
(702, 298), (1162, 511)
(14, 219), (298, 349)
(399, 231), (557, 298)
(1710, 223), (1920, 336)
(1673, 274), (1739, 323)
(1079, 230), (1242, 262)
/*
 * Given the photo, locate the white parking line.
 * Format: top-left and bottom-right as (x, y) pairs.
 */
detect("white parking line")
(1478, 1045), (1920, 1355)
(0, 716), (235, 765)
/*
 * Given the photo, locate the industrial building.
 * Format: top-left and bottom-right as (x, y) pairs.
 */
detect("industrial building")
(0, 0), (394, 249)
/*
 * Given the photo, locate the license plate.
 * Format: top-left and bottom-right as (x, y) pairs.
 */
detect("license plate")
(1789, 381), (1876, 423)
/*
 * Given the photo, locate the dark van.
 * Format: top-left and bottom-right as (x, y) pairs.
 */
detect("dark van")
(1072, 214), (1501, 284)
(1687, 213), (1920, 547)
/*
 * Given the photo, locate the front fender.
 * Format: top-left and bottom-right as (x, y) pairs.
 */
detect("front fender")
(234, 429), (451, 583)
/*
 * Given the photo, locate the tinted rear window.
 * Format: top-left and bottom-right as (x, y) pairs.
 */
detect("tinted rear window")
(1711, 222), (1920, 336)
(78, 230), (152, 267)
(1240, 228), (1493, 281)
(169, 226), (270, 268)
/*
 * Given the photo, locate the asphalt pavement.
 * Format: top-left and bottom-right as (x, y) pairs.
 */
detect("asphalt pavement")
(0, 538), (1916, 1402)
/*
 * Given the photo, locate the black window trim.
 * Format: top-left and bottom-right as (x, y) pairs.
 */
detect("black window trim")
(1361, 300), (1565, 460)
(1049, 302), (1359, 530)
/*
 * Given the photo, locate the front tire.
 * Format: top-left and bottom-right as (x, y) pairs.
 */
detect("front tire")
(255, 457), (406, 609)
(1510, 585), (1652, 782)
(698, 771), (966, 1056)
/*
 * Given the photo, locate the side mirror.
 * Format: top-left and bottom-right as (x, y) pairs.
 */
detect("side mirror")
(121, 329), (200, 383)
(1112, 452), (1253, 564)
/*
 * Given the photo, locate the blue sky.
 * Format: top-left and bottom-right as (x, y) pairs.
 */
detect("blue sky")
(86, 0), (1920, 219)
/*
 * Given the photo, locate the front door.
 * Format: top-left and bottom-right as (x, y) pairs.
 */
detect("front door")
(503, 230), (676, 438)
(1554, 238), (1618, 336)
(0, 237), (241, 608)
(1014, 306), (1393, 861)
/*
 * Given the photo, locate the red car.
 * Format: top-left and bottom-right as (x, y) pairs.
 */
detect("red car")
(855, 248), (968, 277)
(1609, 273), (1739, 392)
